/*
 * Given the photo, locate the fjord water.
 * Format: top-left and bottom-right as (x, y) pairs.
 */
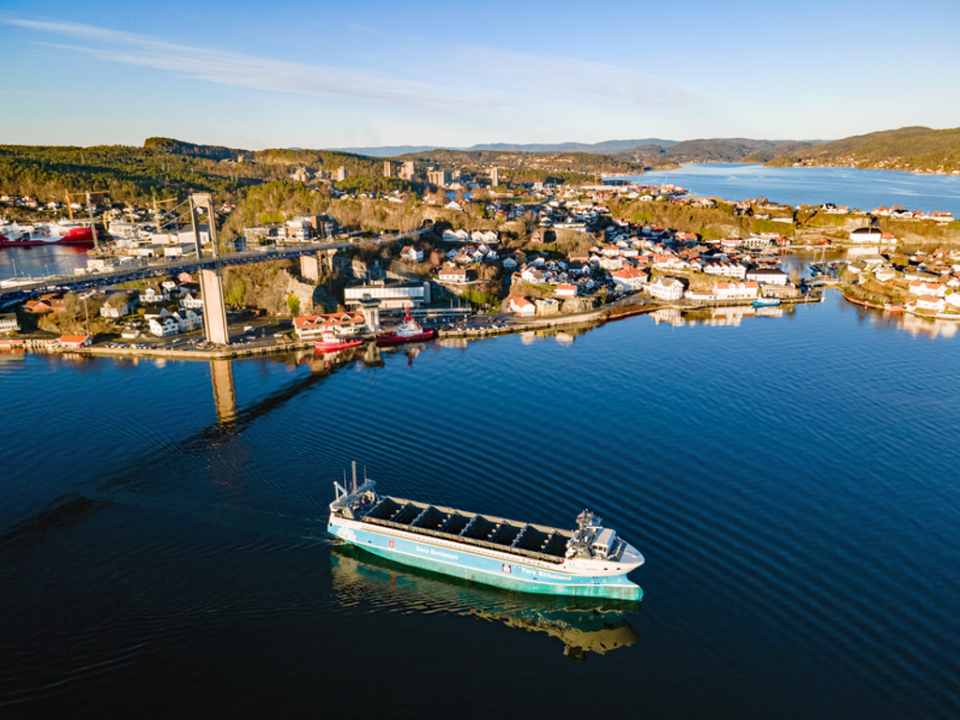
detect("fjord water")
(2, 292), (959, 719)
(627, 163), (960, 216)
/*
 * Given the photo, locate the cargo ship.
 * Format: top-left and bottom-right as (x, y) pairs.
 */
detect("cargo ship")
(0, 220), (94, 246)
(327, 465), (644, 600)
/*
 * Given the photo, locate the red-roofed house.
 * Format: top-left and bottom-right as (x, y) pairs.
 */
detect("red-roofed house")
(59, 335), (92, 348)
(556, 283), (577, 298)
(509, 297), (536, 317)
(611, 266), (648, 291)
(294, 311), (366, 339)
(908, 280), (945, 297)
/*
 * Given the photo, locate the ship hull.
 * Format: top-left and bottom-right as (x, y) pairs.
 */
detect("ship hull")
(328, 517), (641, 600)
(375, 329), (436, 346)
(314, 338), (364, 352)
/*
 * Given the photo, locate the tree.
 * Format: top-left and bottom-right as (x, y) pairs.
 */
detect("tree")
(225, 281), (246, 307)
(286, 294), (300, 317)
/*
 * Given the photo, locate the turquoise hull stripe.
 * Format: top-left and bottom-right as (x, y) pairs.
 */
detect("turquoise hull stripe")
(329, 522), (642, 601)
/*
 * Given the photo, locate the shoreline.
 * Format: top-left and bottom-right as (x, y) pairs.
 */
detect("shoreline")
(8, 296), (827, 361)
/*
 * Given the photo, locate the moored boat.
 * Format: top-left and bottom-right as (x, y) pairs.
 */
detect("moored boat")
(753, 298), (781, 307)
(0, 220), (94, 246)
(327, 465), (644, 600)
(375, 307), (436, 345)
(314, 336), (364, 352)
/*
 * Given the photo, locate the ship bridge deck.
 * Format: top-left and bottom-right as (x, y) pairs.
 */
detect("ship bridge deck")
(360, 496), (572, 565)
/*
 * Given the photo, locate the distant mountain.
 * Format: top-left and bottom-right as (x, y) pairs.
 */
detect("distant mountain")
(330, 145), (440, 157)
(333, 139), (678, 156)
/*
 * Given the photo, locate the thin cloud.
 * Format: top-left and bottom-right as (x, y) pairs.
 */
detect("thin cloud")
(5, 18), (508, 110)
(4, 17), (702, 113)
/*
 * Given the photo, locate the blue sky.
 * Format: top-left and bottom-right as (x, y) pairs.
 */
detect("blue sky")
(2, 0), (959, 150)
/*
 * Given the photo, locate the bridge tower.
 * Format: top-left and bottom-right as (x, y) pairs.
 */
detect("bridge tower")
(190, 193), (230, 345)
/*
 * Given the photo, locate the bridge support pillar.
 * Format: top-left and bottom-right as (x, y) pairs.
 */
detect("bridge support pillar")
(300, 254), (320, 282)
(200, 269), (229, 344)
(191, 193), (230, 345)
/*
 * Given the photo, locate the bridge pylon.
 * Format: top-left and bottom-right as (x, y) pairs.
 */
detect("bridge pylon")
(190, 193), (230, 345)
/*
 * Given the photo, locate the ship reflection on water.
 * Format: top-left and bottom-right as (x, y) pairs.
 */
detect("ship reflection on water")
(330, 545), (640, 661)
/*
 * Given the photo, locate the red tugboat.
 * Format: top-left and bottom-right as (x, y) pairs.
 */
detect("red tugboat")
(375, 307), (436, 346)
(314, 329), (365, 352)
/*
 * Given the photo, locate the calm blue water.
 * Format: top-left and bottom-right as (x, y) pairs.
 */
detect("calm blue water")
(624, 163), (960, 217)
(1, 292), (958, 719)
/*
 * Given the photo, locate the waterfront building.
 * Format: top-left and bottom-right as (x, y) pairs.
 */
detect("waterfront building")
(646, 277), (685, 301)
(294, 311), (367, 339)
(714, 281), (760, 300)
(509, 297), (536, 317)
(344, 280), (430, 312)
(58, 335), (91, 348)
(746, 268), (789, 286)
(0, 313), (19, 334)
(535, 298), (560, 316)
(914, 296), (947, 312)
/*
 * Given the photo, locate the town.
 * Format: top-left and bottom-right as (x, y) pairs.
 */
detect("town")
(3, 170), (960, 357)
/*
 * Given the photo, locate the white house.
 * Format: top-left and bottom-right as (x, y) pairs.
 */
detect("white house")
(173, 310), (203, 333)
(599, 256), (623, 271)
(99, 291), (138, 318)
(141, 285), (168, 304)
(686, 290), (715, 303)
(849, 227), (885, 243)
(520, 267), (547, 284)
(908, 281), (945, 297)
(510, 297), (536, 317)
(556, 283), (578, 298)
(646, 277), (685, 301)
(148, 316), (180, 337)
(714, 281), (760, 300)
(610, 266), (648, 291)
(915, 296), (946, 312)
(180, 292), (204, 309)
(746, 268), (789, 286)
(401, 245), (423, 262)
(471, 230), (498, 244)
(438, 265), (468, 283)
